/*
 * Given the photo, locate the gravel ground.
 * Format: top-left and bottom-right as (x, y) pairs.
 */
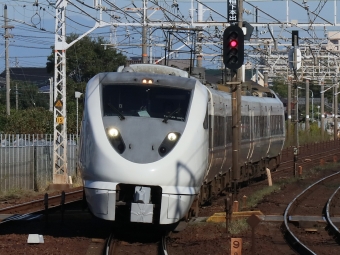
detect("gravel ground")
(0, 162), (339, 255)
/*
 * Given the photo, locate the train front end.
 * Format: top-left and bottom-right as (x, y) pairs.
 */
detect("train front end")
(78, 66), (208, 225)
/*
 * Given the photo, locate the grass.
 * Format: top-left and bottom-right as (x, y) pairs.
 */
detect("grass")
(0, 173), (84, 201)
(0, 188), (43, 202)
(228, 218), (249, 235)
(284, 122), (332, 148)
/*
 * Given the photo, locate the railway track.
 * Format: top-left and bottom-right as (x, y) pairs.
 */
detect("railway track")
(105, 230), (169, 255)
(0, 187), (83, 222)
(268, 140), (340, 182)
(283, 170), (340, 254)
(326, 184), (340, 241)
(279, 140), (340, 171)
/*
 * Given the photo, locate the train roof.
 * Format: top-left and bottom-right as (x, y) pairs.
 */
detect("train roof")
(117, 64), (189, 78)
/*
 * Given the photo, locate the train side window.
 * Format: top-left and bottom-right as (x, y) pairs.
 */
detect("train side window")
(241, 116), (250, 140)
(203, 106), (208, 129)
(209, 115), (213, 148)
(226, 116), (232, 143)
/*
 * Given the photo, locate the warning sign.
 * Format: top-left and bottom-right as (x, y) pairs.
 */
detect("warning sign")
(55, 100), (63, 108)
(56, 116), (64, 124)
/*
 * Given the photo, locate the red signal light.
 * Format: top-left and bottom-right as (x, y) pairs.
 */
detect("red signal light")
(230, 40), (238, 47)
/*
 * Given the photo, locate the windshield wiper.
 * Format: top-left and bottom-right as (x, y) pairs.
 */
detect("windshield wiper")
(108, 103), (125, 120)
(162, 107), (181, 123)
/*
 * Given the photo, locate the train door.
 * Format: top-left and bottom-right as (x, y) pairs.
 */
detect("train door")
(205, 88), (214, 180)
(266, 106), (272, 155)
(247, 107), (255, 160)
(205, 91), (226, 182)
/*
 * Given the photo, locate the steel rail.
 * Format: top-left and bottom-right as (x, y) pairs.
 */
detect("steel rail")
(105, 233), (115, 255)
(283, 170), (340, 255)
(325, 185), (340, 239)
(161, 235), (169, 255)
(105, 233), (169, 255)
(0, 189), (83, 214)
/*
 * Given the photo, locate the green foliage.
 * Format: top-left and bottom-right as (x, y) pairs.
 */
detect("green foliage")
(271, 77), (287, 98)
(2, 108), (53, 134)
(285, 122), (332, 148)
(47, 34), (127, 82)
(0, 35), (127, 133)
(228, 218), (249, 235)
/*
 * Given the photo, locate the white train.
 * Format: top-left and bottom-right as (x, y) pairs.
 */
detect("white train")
(78, 64), (285, 226)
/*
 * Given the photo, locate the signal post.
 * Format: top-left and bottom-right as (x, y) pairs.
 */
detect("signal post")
(224, 25), (244, 203)
(224, 1), (244, 203)
(224, 1), (247, 252)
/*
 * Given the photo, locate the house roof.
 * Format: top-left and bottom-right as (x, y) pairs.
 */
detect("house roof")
(0, 67), (51, 88)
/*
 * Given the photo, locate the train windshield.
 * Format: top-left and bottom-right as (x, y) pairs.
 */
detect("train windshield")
(102, 85), (192, 122)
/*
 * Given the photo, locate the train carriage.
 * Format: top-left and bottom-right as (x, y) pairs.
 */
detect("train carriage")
(78, 64), (285, 227)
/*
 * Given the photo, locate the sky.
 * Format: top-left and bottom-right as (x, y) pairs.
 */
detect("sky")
(0, 0), (340, 73)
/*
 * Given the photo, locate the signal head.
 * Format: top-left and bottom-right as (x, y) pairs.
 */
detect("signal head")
(223, 25), (244, 70)
(230, 39), (238, 48)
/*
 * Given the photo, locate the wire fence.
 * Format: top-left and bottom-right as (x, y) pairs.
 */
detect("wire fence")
(0, 134), (77, 193)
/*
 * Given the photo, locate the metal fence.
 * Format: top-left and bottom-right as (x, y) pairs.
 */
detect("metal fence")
(0, 134), (77, 192)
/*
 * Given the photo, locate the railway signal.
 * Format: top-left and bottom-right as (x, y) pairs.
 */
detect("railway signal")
(223, 25), (244, 70)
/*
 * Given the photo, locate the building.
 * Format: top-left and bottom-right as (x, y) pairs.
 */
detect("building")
(326, 31), (340, 51)
(0, 67), (52, 92)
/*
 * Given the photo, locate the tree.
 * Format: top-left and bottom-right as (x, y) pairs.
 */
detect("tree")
(45, 34), (127, 133)
(271, 77), (288, 98)
(0, 35), (127, 134)
(46, 34), (127, 82)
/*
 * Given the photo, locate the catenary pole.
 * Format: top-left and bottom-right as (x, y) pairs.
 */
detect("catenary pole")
(4, 5), (13, 116)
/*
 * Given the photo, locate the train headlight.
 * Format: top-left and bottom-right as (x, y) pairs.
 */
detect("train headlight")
(106, 127), (126, 154)
(108, 128), (119, 137)
(142, 79), (153, 84)
(167, 132), (177, 141)
(158, 132), (181, 157)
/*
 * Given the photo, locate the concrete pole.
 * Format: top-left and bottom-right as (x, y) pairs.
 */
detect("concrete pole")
(305, 78), (310, 132)
(15, 84), (18, 110)
(287, 77), (292, 144)
(231, 0), (243, 200)
(197, 2), (203, 67)
(4, 5), (12, 116)
(295, 81), (299, 149)
(264, 71), (268, 87)
(321, 81), (325, 140)
(334, 78), (338, 140)
(142, 0), (148, 63)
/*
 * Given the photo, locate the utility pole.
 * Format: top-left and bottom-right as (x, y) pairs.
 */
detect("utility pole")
(321, 80), (325, 140)
(224, 0), (244, 202)
(264, 71), (268, 87)
(235, 0), (243, 200)
(197, 2), (203, 67)
(287, 76), (292, 144)
(142, 0), (148, 63)
(291, 30), (299, 177)
(294, 79), (298, 177)
(305, 78), (310, 132)
(334, 78), (338, 140)
(4, 5), (14, 116)
(15, 84), (18, 110)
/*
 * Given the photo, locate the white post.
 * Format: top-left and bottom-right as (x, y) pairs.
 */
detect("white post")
(49, 77), (53, 112)
(311, 90), (314, 122)
(75, 91), (83, 138)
